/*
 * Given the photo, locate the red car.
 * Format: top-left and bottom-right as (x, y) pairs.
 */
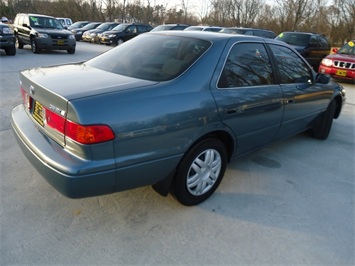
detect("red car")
(319, 40), (355, 83)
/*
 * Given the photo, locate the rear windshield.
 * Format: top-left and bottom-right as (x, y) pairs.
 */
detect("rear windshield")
(86, 34), (211, 81)
(276, 33), (311, 46)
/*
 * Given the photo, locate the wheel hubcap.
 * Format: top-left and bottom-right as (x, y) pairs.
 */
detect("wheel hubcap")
(186, 149), (222, 196)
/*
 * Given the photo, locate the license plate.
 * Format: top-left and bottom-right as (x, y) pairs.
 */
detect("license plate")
(57, 40), (64, 45)
(32, 100), (44, 126)
(336, 69), (347, 77)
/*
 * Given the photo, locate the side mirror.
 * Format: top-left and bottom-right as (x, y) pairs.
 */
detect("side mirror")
(316, 73), (330, 84)
(332, 47), (339, 53)
(23, 23), (31, 29)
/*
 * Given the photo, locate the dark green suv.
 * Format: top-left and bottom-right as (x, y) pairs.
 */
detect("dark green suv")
(276, 32), (331, 70)
(13, 13), (76, 54)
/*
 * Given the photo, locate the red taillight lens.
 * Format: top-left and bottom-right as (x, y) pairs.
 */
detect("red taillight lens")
(20, 87), (32, 110)
(44, 108), (66, 134)
(65, 120), (115, 144)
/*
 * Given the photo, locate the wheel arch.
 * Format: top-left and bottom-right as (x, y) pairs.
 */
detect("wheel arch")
(333, 95), (343, 119)
(152, 129), (236, 197)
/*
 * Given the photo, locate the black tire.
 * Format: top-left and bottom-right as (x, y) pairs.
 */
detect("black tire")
(310, 100), (336, 140)
(5, 46), (16, 55)
(171, 138), (228, 206)
(30, 38), (40, 54)
(116, 38), (124, 46)
(15, 36), (23, 49)
(67, 48), (75, 54)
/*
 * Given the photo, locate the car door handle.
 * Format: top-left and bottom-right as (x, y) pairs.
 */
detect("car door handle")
(285, 98), (295, 104)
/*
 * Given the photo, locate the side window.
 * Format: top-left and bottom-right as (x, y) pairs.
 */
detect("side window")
(309, 35), (319, 47)
(218, 43), (274, 88)
(137, 25), (148, 33)
(269, 44), (312, 84)
(126, 25), (136, 33)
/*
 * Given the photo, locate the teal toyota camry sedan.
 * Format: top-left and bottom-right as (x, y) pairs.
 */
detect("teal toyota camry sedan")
(11, 31), (346, 206)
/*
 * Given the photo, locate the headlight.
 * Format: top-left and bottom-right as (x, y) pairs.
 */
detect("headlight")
(68, 35), (75, 39)
(2, 27), (13, 34)
(36, 33), (48, 38)
(321, 58), (333, 67)
(90, 33), (96, 37)
(76, 31), (82, 34)
(108, 34), (116, 38)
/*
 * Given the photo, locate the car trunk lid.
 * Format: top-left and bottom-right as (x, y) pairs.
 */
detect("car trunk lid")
(19, 63), (157, 147)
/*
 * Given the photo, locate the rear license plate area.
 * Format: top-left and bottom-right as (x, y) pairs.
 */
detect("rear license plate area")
(32, 100), (44, 126)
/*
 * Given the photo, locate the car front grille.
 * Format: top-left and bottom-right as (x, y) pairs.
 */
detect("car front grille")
(333, 60), (355, 69)
(50, 34), (69, 40)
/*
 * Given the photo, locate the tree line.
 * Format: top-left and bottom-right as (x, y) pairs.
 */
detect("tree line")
(1, 0), (354, 45)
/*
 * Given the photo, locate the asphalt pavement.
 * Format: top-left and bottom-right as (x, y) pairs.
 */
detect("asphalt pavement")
(0, 42), (354, 265)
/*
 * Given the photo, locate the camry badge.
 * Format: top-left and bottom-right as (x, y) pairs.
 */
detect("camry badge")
(29, 85), (35, 95)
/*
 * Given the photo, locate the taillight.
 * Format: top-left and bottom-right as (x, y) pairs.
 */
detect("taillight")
(44, 107), (115, 144)
(65, 121), (115, 144)
(44, 108), (66, 134)
(20, 87), (32, 110)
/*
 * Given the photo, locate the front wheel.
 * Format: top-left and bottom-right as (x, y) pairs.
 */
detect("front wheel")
(30, 38), (40, 54)
(310, 100), (336, 140)
(171, 138), (228, 206)
(67, 48), (75, 54)
(15, 36), (23, 49)
(5, 46), (16, 55)
(116, 38), (124, 46)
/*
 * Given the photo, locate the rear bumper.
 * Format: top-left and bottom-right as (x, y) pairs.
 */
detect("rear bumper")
(11, 104), (182, 198)
(11, 104), (116, 198)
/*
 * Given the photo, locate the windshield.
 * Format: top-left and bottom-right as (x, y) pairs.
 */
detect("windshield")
(276, 33), (311, 46)
(111, 24), (127, 31)
(219, 28), (245, 34)
(30, 16), (63, 29)
(151, 25), (174, 31)
(86, 33), (211, 81)
(82, 23), (100, 30)
(338, 41), (355, 55)
(97, 23), (114, 30)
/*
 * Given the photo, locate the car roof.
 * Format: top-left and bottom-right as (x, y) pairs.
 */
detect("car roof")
(20, 13), (55, 19)
(147, 30), (277, 43)
(280, 31), (320, 35)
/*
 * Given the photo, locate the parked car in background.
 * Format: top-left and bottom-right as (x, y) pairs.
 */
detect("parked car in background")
(67, 21), (89, 30)
(100, 23), (152, 45)
(184, 26), (224, 32)
(13, 13), (76, 54)
(276, 31), (331, 70)
(11, 31), (345, 206)
(56, 17), (73, 28)
(151, 23), (190, 32)
(319, 40), (355, 83)
(70, 22), (101, 41)
(82, 22), (119, 43)
(0, 22), (16, 55)
(220, 27), (276, 39)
